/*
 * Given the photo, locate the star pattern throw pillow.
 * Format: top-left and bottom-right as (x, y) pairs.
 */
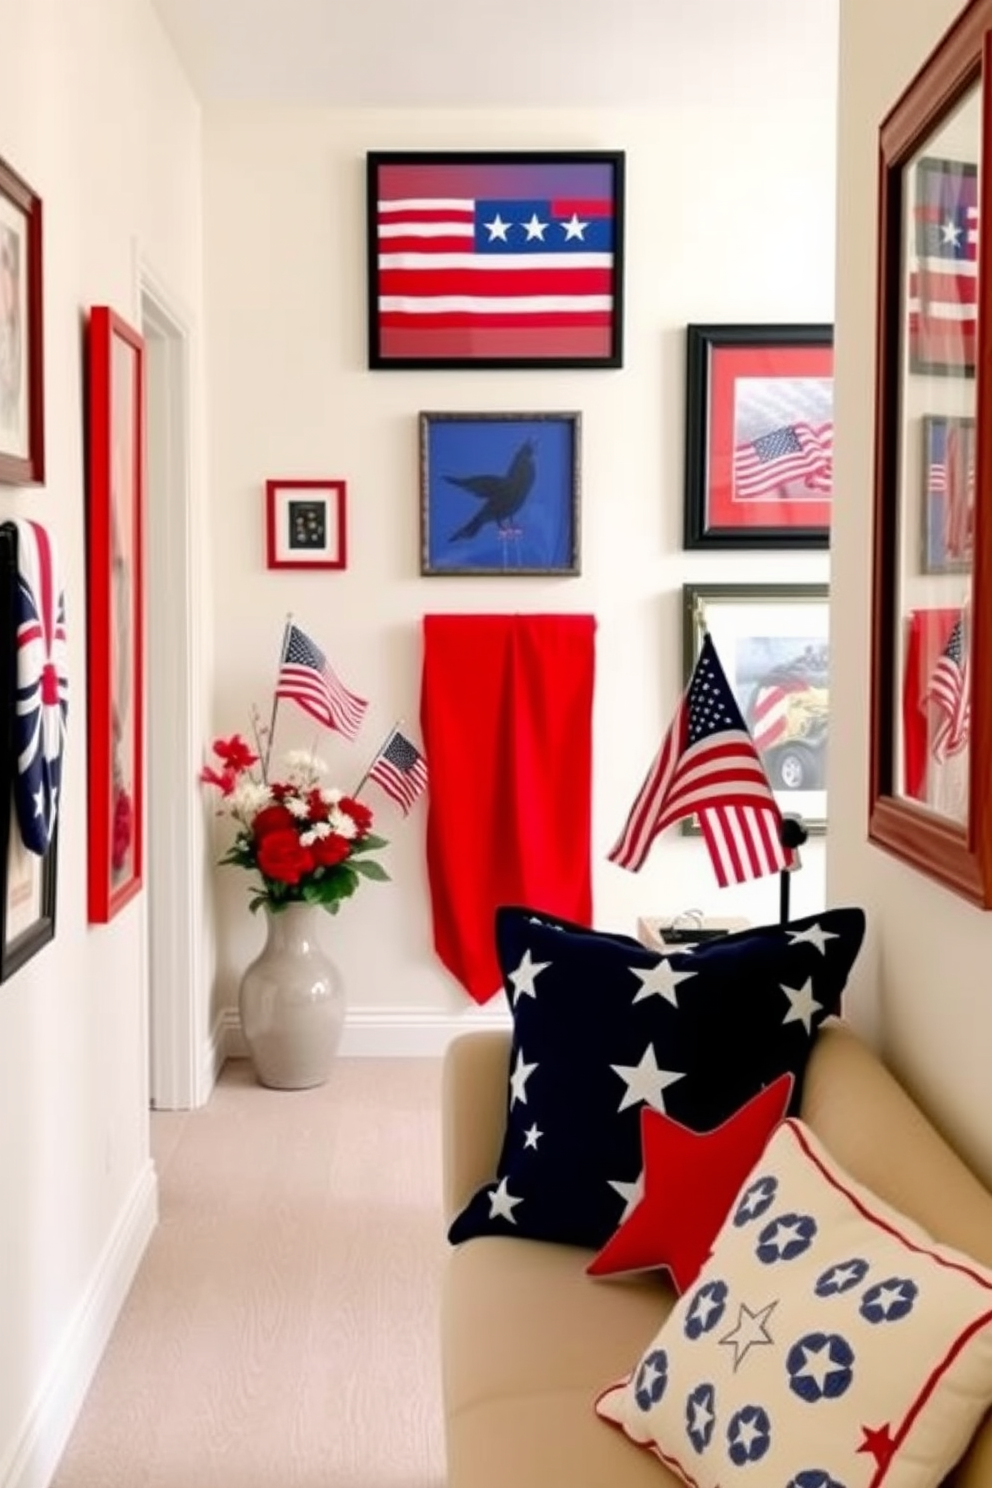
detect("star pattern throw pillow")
(447, 906), (866, 1251)
(596, 1119), (992, 1488)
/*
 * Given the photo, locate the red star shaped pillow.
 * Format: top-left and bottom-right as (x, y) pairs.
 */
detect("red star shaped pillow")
(588, 1074), (793, 1292)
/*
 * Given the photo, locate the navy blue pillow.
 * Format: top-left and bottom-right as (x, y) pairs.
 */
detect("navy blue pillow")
(448, 905), (866, 1251)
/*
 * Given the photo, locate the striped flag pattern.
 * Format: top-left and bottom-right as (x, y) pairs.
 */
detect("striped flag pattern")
(734, 421), (833, 500)
(926, 617), (970, 762)
(371, 156), (620, 361)
(368, 729), (428, 816)
(608, 635), (795, 886)
(274, 624), (367, 741)
(909, 157), (979, 374)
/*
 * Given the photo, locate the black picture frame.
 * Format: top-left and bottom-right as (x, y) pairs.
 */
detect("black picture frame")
(366, 150), (625, 370)
(0, 151), (45, 486)
(683, 323), (833, 550)
(419, 410), (581, 576)
(0, 522), (57, 980)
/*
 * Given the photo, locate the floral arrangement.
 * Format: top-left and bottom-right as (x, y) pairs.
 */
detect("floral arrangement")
(200, 733), (389, 915)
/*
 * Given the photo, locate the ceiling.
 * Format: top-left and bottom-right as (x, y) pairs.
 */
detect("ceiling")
(149, 0), (839, 109)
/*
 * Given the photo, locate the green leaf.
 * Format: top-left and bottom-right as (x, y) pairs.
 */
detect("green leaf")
(349, 833), (389, 854)
(351, 858), (390, 882)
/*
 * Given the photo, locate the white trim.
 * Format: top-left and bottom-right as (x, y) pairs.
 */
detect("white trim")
(135, 244), (209, 1110)
(0, 1165), (157, 1488)
(221, 1005), (513, 1061)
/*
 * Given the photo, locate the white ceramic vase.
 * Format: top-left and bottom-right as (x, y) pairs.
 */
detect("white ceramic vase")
(238, 902), (345, 1090)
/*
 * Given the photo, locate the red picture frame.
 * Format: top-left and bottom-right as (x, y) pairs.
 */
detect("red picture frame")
(86, 307), (145, 923)
(683, 324), (833, 549)
(265, 479), (347, 570)
(0, 151), (44, 486)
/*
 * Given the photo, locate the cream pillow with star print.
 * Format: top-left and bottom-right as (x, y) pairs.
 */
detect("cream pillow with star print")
(596, 1118), (992, 1488)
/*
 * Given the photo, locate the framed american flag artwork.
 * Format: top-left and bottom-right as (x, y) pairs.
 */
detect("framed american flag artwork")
(869, 0), (992, 908)
(366, 150), (625, 370)
(0, 522), (59, 980)
(86, 306), (145, 924)
(683, 324), (833, 550)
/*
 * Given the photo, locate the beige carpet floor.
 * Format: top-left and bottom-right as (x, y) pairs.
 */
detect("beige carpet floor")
(50, 1057), (448, 1488)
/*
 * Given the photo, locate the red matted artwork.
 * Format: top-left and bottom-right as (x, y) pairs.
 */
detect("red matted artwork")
(265, 479), (347, 570)
(86, 306), (145, 923)
(683, 324), (833, 550)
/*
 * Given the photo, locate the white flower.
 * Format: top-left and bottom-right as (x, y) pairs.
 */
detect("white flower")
(285, 795), (310, 819)
(228, 780), (272, 822)
(284, 750), (326, 788)
(321, 786), (343, 806)
(329, 806), (358, 840)
(300, 822), (333, 847)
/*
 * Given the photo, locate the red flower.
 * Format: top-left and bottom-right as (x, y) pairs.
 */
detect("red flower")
(212, 734), (258, 774)
(252, 804), (296, 841)
(306, 788), (330, 823)
(339, 796), (373, 836)
(199, 763), (237, 795)
(257, 829), (314, 885)
(312, 833), (351, 868)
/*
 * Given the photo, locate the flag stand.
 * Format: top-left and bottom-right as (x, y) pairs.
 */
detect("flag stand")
(778, 815), (808, 925)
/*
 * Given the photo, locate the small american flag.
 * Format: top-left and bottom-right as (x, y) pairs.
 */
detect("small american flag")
(608, 634), (794, 886)
(926, 617), (969, 762)
(13, 519), (68, 855)
(274, 624), (367, 740)
(368, 730), (428, 816)
(734, 421), (833, 500)
(909, 157), (979, 374)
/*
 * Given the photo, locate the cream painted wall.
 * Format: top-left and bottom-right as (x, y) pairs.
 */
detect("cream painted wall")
(202, 84), (839, 1033)
(0, 1), (204, 1482)
(828, 0), (992, 1181)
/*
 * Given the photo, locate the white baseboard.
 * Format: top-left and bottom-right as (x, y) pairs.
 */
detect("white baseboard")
(220, 1003), (512, 1060)
(0, 1162), (158, 1488)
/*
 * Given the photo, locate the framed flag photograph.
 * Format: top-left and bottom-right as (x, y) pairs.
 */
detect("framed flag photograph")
(683, 583), (830, 833)
(921, 414), (974, 573)
(683, 323), (833, 550)
(419, 410), (580, 576)
(86, 306), (145, 924)
(366, 150), (625, 370)
(908, 157), (978, 377)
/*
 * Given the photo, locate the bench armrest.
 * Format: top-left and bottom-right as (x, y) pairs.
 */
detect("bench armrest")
(441, 1030), (511, 1226)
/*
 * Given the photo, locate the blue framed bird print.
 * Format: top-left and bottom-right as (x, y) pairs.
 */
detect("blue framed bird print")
(419, 410), (581, 576)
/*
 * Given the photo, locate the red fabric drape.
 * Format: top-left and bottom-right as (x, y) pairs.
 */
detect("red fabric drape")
(420, 613), (596, 1004)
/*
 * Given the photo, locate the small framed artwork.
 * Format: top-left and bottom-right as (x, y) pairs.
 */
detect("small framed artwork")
(0, 523), (58, 980)
(683, 323), (833, 549)
(86, 306), (145, 924)
(909, 157), (977, 377)
(0, 151), (44, 486)
(265, 479), (347, 570)
(366, 150), (625, 370)
(419, 411), (580, 577)
(683, 582), (831, 832)
(921, 415), (974, 574)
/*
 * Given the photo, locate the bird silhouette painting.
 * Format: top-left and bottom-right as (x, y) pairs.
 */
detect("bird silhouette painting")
(422, 416), (578, 575)
(445, 439), (536, 564)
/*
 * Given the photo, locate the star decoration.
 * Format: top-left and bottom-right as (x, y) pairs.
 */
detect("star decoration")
(561, 212), (588, 240)
(522, 1123), (543, 1150)
(607, 1171), (645, 1222)
(719, 1299), (778, 1371)
(508, 948), (551, 1003)
(484, 213), (510, 241)
(522, 213), (547, 240)
(630, 959), (696, 1007)
(787, 922), (839, 955)
(858, 1423), (897, 1470)
(610, 1044), (685, 1114)
(487, 1177), (522, 1224)
(509, 1049), (538, 1107)
(588, 1075), (793, 1290)
(781, 977), (823, 1034)
(941, 216), (962, 247)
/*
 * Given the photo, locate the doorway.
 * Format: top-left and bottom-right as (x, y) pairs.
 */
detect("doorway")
(140, 267), (207, 1110)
